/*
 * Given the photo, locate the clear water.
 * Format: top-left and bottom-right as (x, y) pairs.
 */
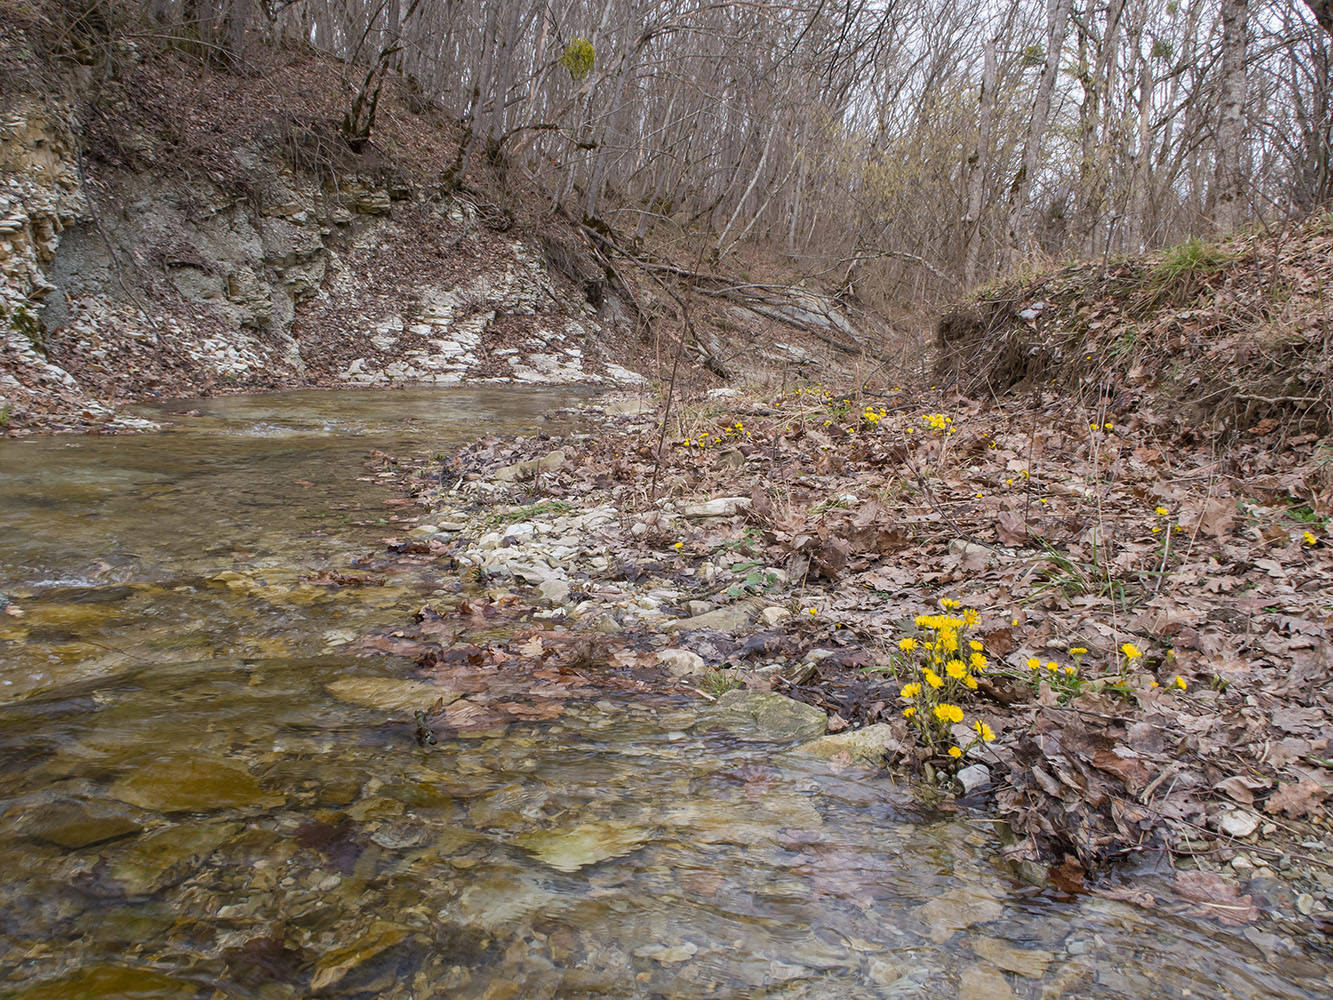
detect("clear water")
(0, 388), (1327, 999)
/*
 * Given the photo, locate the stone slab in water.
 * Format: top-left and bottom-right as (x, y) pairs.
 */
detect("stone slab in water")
(511, 820), (652, 872)
(108, 756), (284, 813)
(12, 964), (201, 1000)
(9, 798), (144, 848)
(325, 676), (459, 714)
(702, 690), (827, 741)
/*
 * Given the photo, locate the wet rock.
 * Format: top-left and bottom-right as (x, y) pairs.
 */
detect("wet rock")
(309, 920), (411, 992)
(656, 648), (706, 677)
(705, 690), (827, 741)
(8, 798), (144, 848)
(108, 822), (239, 895)
(679, 497), (750, 519)
(633, 942), (698, 963)
(109, 755), (284, 813)
(12, 965), (201, 1000)
(958, 963), (1017, 1000)
(971, 936), (1053, 977)
(915, 886), (1004, 943)
(511, 821), (651, 872)
(798, 724), (898, 767)
(325, 676), (459, 714)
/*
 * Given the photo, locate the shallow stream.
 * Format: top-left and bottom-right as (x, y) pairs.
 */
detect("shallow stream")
(0, 388), (1328, 999)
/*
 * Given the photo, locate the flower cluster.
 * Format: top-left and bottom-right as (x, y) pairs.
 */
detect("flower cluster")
(887, 600), (994, 760)
(679, 422), (749, 451)
(921, 413), (953, 433)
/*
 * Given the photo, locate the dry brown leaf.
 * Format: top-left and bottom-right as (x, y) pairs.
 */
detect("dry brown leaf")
(1212, 775), (1272, 806)
(1263, 779), (1327, 818)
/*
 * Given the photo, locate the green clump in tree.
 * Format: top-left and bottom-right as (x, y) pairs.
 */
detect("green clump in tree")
(560, 37), (595, 81)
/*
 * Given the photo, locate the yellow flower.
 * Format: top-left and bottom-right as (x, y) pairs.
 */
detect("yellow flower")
(903, 706), (917, 719)
(923, 668), (943, 689)
(963, 675), (978, 690)
(940, 597), (961, 610)
(946, 659), (968, 680)
(969, 640), (984, 652)
(900, 682), (921, 699)
(933, 703), (964, 724)
(673, 542), (683, 550)
(973, 721), (995, 742)
(1174, 675), (1187, 690)
(1304, 531), (1318, 546)
(1045, 660), (1058, 673)
(938, 631), (959, 654)
(947, 746), (963, 759)
(1064, 665), (1076, 676)
(805, 607), (818, 616)
(962, 609), (980, 626)
(1121, 642), (1143, 660)
(969, 651), (987, 671)
(898, 637), (917, 652)
(1070, 647), (1087, 656)
(1103, 422), (1114, 430)
(1026, 657), (1040, 671)
(1155, 506), (1170, 517)
(683, 439), (692, 447)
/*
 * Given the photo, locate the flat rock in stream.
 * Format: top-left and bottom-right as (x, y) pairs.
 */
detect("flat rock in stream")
(107, 822), (240, 895)
(13, 965), (202, 1000)
(309, 920), (412, 992)
(702, 690), (827, 741)
(325, 676), (459, 714)
(511, 821), (651, 872)
(109, 756), (284, 813)
(797, 723), (899, 767)
(7, 798), (145, 848)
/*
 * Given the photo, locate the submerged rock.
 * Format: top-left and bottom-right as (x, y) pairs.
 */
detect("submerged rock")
(107, 822), (240, 895)
(8, 798), (144, 848)
(309, 920), (411, 992)
(108, 756), (284, 813)
(325, 676), (459, 714)
(511, 821), (651, 872)
(970, 936), (1053, 978)
(12, 965), (201, 1000)
(703, 690), (827, 741)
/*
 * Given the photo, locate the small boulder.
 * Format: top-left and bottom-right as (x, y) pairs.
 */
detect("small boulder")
(705, 690), (827, 741)
(799, 724), (899, 767)
(657, 648), (707, 677)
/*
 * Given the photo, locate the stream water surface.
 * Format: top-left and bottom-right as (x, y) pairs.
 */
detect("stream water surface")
(0, 388), (1328, 999)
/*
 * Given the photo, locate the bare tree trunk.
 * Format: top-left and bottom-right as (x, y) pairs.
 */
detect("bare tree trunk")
(1215, 0), (1250, 231)
(964, 36), (997, 285)
(1007, 0), (1073, 258)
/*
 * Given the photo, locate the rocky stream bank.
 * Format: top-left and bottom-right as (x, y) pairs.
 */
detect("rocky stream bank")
(364, 385), (1333, 955)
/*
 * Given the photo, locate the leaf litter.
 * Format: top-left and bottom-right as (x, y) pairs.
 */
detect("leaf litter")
(357, 377), (1331, 933)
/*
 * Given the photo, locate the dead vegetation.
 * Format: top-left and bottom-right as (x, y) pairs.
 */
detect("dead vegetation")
(935, 217), (1333, 438)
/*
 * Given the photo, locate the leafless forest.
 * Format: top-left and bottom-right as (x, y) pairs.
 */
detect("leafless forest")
(140, 1), (1332, 301)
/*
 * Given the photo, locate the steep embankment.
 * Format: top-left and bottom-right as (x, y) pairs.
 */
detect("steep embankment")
(935, 221), (1333, 437)
(0, 40), (647, 433)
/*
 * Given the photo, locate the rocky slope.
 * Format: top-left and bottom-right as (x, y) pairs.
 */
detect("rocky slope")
(0, 47), (645, 433)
